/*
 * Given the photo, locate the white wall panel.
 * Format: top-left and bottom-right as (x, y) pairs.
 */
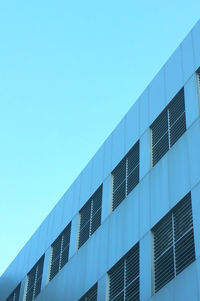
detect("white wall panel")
(184, 73), (199, 129)
(125, 100), (139, 154)
(111, 119), (125, 170)
(149, 68), (166, 125)
(181, 33), (195, 82)
(165, 47), (184, 104)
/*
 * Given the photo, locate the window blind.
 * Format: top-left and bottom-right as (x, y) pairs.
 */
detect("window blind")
(108, 243), (139, 301)
(151, 88), (186, 166)
(79, 283), (98, 301)
(49, 222), (71, 281)
(112, 141), (139, 211)
(25, 255), (44, 301)
(153, 192), (195, 293)
(6, 284), (21, 301)
(78, 185), (102, 249)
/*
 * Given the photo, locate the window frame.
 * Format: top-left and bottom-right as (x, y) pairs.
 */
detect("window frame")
(6, 283), (21, 301)
(111, 141), (139, 211)
(152, 192), (195, 294)
(79, 283), (98, 301)
(25, 255), (44, 301)
(196, 67), (200, 114)
(150, 87), (186, 167)
(108, 243), (140, 301)
(49, 222), (71, 281)
(78, 185), (102, 249)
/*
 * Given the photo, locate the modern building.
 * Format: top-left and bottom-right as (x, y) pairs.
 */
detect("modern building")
(1, 19), (200, 301)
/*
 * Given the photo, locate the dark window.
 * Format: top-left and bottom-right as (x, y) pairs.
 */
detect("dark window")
(151, 88), (186, 166)
(112, 141), (139, 211)
(6, 284), (21, 301)
(108, 243), (139, 301)
(79, 283), (98, 301)
(196, 68), (200, 101)
(152, 192), (195, 293)
(78, 185), (102, 249)
(49, 222), (71, 281)
(25, 255), (44, 301)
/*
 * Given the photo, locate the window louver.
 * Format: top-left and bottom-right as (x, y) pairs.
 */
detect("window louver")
(6, 284), (21, 301)
(78, 185), (102, 249)
(108, 243), (139, 301)
(196, 69), (200, 101)
(151, 88), (186, 166)
(25, 255), (44, 301)
(112, 141), (139, 211)
(153, 192), (195, 293)
(79, 283), (98, 301)
(49, 222), (71, 281)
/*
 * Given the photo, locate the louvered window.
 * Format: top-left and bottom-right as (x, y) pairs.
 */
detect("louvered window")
(25, 255), (44, 301)
(6, 283), (21, 301)
(78, 185), (102, 249)
(49, 222), (71, 281)
(108, 243), (139, 301)
(151, 88), (186, 166)
(152, 192), (195, 293)
(196, 68), (200, 103)
(112, 141), (139, 211)
(79, 283), (98, 301)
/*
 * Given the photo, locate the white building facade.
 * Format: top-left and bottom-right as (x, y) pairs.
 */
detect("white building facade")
(1, 19), (200, 301)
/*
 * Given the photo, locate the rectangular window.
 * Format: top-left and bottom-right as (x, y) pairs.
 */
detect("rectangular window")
(78, 185), (102, 249)
(151, 88), (186, 166)
(49, 222), (71, 281)
(196, 68), (200, 108)
(108, 243), (139, 301)
(152, 192), (195, 293)
(112, 141), (139, 211)
(79, 283), (98, 301)
(6, 284), (21, 301)
(25, 255), (44, 301)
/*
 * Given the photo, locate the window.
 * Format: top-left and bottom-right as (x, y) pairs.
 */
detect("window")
(152, 192), (195, 293)
(25, 255), (44, 301)
(49, 222), (71, 281)
(151, 88), (186, 166)
(6, 284), (21, 301)
(196, 68), (200, 105)
(79, 283), (98, 301)
(108, 243), (139, 301)
(112, 141), (139, 211)
(78, 185), (102, 249)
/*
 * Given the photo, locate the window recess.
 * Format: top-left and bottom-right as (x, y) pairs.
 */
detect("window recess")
(112, 141), (139, 211)
(25, 255), (44, 301)
(152, 192), (195, 293)
(108, 243), (139, 301)
(6, 283), (21, 301)
(78, 185), (102, 249)
(49, 222), (71, 281)
(79, 283), (98, 301)
(151, 88), (186, 166)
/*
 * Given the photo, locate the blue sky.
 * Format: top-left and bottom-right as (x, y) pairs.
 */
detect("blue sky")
(0, 0), (200, 276)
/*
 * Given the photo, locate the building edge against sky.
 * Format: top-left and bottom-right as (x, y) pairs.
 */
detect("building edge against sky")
(1, 18), (200, 301)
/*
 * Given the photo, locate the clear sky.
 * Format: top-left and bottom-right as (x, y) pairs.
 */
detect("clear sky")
(0, 0), (200, 277)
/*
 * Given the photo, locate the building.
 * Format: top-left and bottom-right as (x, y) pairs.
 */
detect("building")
(1, 19), (200, 301)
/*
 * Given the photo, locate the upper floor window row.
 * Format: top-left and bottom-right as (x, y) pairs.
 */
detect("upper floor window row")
(49, 222), (71, 281)
(6, 284), (21, 301)
(151, 88), (186, 166)
(78, 185), (102, 249)
(112, 141), (139, 211)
